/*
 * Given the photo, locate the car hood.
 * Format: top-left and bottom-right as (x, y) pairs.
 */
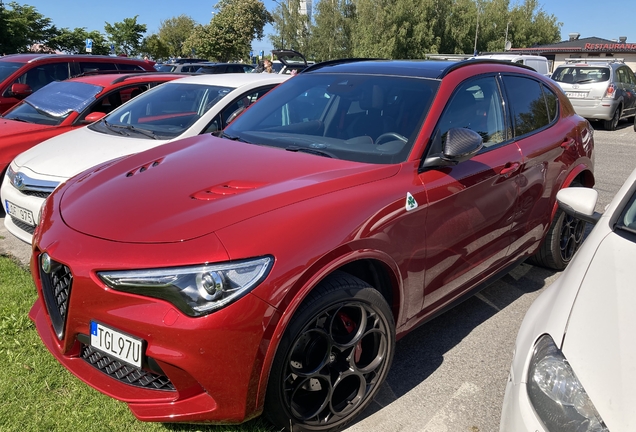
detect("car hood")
(0, 118), (53, 137)
(12, 125), (163, 179)
(561, 231), (636, 431)
(59, 135), (400, 243)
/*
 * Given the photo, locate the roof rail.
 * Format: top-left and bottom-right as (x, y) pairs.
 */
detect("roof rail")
(439, 57), (535, 78)
(300, 58), (382, 74)
(564, 58), (624, 64)
(72, 69), (153, 79)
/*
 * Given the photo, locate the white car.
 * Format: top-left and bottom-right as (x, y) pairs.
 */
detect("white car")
(500, 168), (636, 431)
(2, 73), (289, 243)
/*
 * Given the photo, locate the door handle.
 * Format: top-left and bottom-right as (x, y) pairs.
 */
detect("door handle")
(500, 162), (520, 177)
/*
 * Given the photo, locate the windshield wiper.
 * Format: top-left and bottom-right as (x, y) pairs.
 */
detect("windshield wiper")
(108, 123), (158, 139)
(5, 116), (31, 123)
(221, 132), (252, 143)
(101, 119), (129, 136)
(286, 146), (334, 158)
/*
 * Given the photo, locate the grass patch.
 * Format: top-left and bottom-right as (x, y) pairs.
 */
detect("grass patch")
(0, 257), (276, 432)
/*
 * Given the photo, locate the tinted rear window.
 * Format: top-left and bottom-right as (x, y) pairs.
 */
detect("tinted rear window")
(552, 66), (610, 84)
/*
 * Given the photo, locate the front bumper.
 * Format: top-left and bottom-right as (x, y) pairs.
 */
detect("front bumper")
(0, 169), (50, 244)
(31, 224), (279, 423)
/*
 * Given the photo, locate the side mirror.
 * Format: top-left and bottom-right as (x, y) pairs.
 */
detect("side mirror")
(442, 128), (483, 163)
(556, 187), (601, 224)
(82, 111), (107, 124)
(420, 128), (483, 171)
(10, 83), (33, 99)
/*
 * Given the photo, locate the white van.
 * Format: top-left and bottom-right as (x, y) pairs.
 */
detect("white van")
(476, 54), (551, 76)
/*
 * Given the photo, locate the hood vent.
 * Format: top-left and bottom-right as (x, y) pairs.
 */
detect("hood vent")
(126, 158), (164, 177)
(191, 180), (267, 201)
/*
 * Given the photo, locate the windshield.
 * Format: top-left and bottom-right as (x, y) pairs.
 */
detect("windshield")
(3, 80), (103, 125)
(616, 188), (636, 236)
(552, 66), (610, 84)
(89, 82), (234, 139)
(156, 64), (177, 72)
(0, 61), (22, 83)
(223, 73), (439, 164)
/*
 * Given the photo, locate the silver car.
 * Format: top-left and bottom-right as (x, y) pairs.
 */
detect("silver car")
(552, 58), (636, 130)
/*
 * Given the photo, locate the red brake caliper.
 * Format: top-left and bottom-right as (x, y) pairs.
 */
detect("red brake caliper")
(337, 311), (363, 362)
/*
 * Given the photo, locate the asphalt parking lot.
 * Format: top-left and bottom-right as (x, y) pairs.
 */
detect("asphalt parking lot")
(0, 122), (634, 432)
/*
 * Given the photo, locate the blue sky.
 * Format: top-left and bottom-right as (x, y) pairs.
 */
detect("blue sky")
(17, 0), (636, 57)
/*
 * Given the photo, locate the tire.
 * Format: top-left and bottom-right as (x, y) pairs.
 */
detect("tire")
(633, 115), (636, 132)
(528, 185), (587, 270)
(604, 107), (620, 131)
(265, 271), (395, 432)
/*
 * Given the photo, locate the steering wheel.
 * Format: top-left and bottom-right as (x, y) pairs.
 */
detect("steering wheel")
(375, 132), (408, 145)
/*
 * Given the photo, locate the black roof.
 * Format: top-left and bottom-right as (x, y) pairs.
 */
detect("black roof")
(304, 59), (457, 79)
(303, 58), (533, 79)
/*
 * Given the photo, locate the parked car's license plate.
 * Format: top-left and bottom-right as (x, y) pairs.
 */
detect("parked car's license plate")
(565, 92), (586, 99)
(5, 200), (34, 226)
(90, 321), (143, 368)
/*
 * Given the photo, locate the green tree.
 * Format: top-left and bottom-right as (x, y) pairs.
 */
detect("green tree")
(0, 2), (58, 53)
(104, 15), (147, 56)
(141, 34), (170, 60)
(158, 15), (196, 58)
(270, 0), (311, 52)
(49, 27), (109, 55)
(183, 0), (271, 62)
(507, 0), (561, 50)
(311, 0), (355, 61)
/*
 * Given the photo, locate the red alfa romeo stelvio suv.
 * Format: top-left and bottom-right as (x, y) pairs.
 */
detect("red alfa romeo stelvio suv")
(30, 58), (595, 431)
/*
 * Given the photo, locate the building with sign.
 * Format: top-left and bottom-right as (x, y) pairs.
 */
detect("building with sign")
(507, 33), (636, 73)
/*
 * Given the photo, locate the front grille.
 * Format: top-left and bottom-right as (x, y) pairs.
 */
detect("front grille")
(10, 216), (35, 235)
(80, 344), (175, 391)
(21, 190), (51, 199)
(39, 259), (72, 340)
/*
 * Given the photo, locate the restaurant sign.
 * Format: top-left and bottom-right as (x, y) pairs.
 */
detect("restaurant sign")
(585, 43), (636, 51)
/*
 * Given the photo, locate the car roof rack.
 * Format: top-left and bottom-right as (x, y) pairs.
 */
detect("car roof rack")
(563, 58), (624, 64)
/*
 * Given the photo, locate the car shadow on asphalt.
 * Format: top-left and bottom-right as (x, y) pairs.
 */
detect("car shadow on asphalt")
(351, 262), (558, 424)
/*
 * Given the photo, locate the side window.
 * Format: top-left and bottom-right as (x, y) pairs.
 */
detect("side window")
(13, 62), (71, 92)
(437, 76), (506, 148)
(116, 63), (144, 71)
(542, 84), (558, 123)
(203, 86), (277, 133)
(84, 85), (148, 119)
(502, 75), (551, 137)
(616, 68), (626, 84)
(78, 61), (117, 73)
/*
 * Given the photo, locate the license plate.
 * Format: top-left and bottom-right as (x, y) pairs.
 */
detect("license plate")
(90, 321), (143, 368)
(5, 200), (34, 226)
(565, 92), (586, 99)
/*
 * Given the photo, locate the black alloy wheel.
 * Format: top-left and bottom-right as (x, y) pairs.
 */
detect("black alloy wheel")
(559, 211), (586, 263)
(265, 272), (395, 432)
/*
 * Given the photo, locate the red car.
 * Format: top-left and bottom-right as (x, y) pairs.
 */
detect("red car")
(0, 54), (156, 114)
(30, 59), (594, 431)
(0, 72), (185, 180)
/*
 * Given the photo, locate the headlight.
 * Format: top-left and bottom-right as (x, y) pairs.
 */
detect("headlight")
(6, 165), (16, 183)
(527, 334), (608, 432)
(98, 256), (273, 317)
